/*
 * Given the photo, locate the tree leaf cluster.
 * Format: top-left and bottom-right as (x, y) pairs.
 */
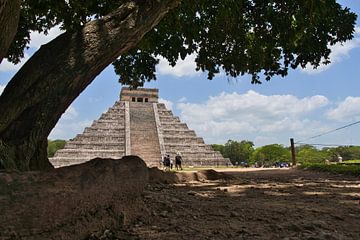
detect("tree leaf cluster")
(6, 0), (125, 63)
(213, 140), (255, 165)
(250, 143), (291, 165)
(5, 0), (356, 86)
(115, 0), (357, 86)
(213, 140), (360, 166)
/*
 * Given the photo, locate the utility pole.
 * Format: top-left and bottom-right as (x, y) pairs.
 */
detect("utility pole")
(290, 138), (296, 167)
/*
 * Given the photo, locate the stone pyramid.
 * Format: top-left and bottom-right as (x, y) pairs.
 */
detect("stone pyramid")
(50, 88), (231, 168)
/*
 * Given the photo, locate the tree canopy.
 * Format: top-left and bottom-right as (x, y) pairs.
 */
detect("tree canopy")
(0, 0), (357, 171)
(5, 0), (357, 83)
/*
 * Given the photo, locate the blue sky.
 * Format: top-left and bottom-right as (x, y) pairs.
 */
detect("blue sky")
(1, 0), (360, 148)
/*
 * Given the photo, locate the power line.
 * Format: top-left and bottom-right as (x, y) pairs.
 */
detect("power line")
(295, 120), (360, 144)
(296, 143), (355, 147)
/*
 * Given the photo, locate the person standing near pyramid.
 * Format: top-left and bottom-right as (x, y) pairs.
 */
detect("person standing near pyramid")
(163, 154), (171, 171)
(175, 152), (183, 171)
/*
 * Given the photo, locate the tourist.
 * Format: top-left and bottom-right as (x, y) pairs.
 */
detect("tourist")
(163, 154), (171, 171)
(175, 152), (183, 170)
(170, 158), (174, 170)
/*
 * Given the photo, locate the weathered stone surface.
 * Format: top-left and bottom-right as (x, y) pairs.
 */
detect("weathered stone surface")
(50, 88), (231, 168)
(0, 156), (148, 240)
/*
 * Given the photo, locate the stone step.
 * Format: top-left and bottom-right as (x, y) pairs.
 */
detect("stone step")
(99, 115), (125, 121)
(83, 127), (125, 134)
(93, 119), (121, 124)
(89, 123), (124, 129)
(159, 116), (180, 121)
(130, 134), (159, 139)
(162, 129), (196, 136)
(65, 142), (125, 150)
(163, 136), (204, 144)
(77, 132), (124, 137)
(54, 149), (125, 158)
(129, 101), (161, 166)
(164, 143), (210, 147)
(157, 111), (173, 117)
(156, 103), (167, 110)
(164, 145), (213, 152)
(160, 123), (189, 130)
(162, 151), (223, 158)
(162, 134), (201, 139)
(71, 136), (125, 143)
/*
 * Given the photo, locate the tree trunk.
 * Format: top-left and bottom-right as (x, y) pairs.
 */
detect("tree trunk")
(0, 0), (180, 171)
(0, 0), (21, 63)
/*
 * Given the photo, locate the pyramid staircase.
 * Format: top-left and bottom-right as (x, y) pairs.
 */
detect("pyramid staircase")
(129, 102), (162, 166)
(50, 88), (231, 168)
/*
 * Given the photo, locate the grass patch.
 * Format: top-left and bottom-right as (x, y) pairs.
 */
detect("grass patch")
(300, 162), (360, 176)
(165, 166), (239, 172)
(342, 159), (360, 164)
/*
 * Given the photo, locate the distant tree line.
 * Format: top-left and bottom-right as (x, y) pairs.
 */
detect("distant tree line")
(212, 140), (360, 166)
(47, 138), (360, 165)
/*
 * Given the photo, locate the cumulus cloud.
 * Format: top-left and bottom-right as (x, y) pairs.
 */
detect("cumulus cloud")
(0, 53), (30, 72)
(301, 26), (360, 74)
(178, 97), (187, 103)
(49, 106), (91, 139)
(49, 120), (92, 140)
(0, 26), (63, 73)
(326, 96), (360, 122)
(159, 98), (173, 111)
(157, 54), (199, 77)
(176, 91), (329, 145)
(61, 106), (79, 120)
(29, 26), (63, 49)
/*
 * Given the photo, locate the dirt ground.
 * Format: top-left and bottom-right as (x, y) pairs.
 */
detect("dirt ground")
(117, 168), (360, 240)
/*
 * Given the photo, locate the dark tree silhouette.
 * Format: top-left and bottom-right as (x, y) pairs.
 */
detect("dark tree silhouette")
(0, 0), (356, 170)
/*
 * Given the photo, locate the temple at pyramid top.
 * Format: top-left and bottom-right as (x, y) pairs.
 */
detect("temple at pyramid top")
(120, 87), (159, 103)
(51, 87), (231, 168)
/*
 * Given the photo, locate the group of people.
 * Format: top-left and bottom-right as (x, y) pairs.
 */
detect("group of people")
(162, 152), (183, 171)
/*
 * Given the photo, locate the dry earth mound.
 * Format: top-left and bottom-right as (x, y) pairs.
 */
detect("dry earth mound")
(148, 168), (233, 184)
(0, 156), (148, 240)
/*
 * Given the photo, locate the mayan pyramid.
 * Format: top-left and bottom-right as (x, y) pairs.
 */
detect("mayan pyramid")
(50, 88), (231, 168)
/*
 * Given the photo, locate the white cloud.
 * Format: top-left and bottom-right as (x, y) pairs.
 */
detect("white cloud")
(326, 96), (360, 122)
(0, 85), (5, 94)
(157, 54), (199, 77)
(29, 26), (63, 49)
(159, 98), (173, 111)
(0, 53), (30, 72)
(176, 91), (329, 145)
(0, 26), (63, 73)
(48, 105), (90, 139)
(61, 106), (79, 120)
(301, 26), (360, 74)
(178, 96), (187, 103)
(49, 120), (92, 140)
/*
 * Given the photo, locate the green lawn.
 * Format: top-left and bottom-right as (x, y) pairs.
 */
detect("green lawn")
(342, 159), (360, 164)
(172, 165), (238, 172)
(300, 162), (360, 176)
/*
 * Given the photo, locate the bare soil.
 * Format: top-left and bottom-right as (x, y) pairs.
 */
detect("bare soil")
(1, 161), (360, 240)
(122, 168), (360, 240)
